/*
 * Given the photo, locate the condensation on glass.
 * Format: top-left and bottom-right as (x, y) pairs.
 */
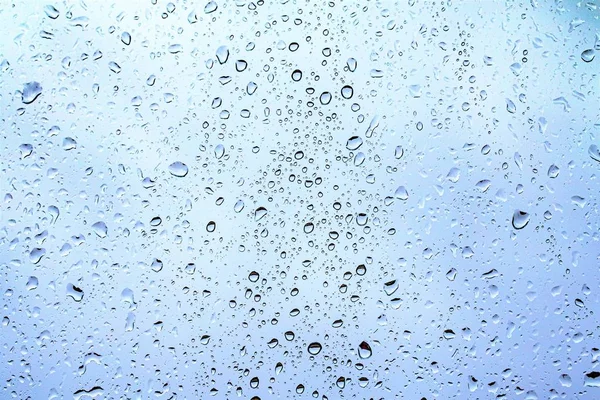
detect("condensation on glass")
(1, 1), (600, 399)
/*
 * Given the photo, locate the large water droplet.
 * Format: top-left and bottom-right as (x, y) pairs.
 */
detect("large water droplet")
(216, 46), (229, 64)
(346, 136), (363, 150)
(29, 248), (46, 264)
(319, 92), (332, 105)
(347, 58), (357, 72)
(341, 85), (353, 99)
(307, 342), (322, 355)
(581, 49), (595, 63)
(67, 284), (84, 302)
(589, 144), (600, 162)
(512, 210), (530, 230)
(92, 221), (108, 238)
(204, 1), (218, 13)
(22, 82), (42, 104)
(254, 207), (267, 221)
(169, 161), (188, 177)
(214, 144), (225, 159)
(357, 341), (372, 359)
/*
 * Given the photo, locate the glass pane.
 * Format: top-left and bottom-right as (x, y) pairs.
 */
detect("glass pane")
(2, 1), (599, 399)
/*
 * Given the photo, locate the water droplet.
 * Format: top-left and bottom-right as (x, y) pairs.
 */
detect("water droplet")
(383, 280), (398, 296)
(169, 161), (188, 177)
(346, 136), (363, 150)
(547, 164), (559, 178)
(29, 248), (46, 264)
(394, 186), (409, 201)
(204, 1), (218, 13)
(248, 271), (260, 282)
(341, 85), (353, 99)
(234, 199), (245, 213)
(303, 222), (314, 234)
(108, 61), (121, 74)
(291, 69), (302, 81)
(22, 82), (42, 104)
(44, 5), (60, 19)
(121, 32), (131, 45)
(347, 58), (357, 72)
(214, 144), (225, 159)
(206, 221), (216, 232)
(319, 92), (332, 105)
(235, 60), (247, 72)
(307, 342), (322, 355)
(247, 81), (258, 95)
(475, 180), (491, 192)
(254, 207), (267, 221)
(26, 276), (38, 290)
(357, 341), (372, 359)
(67, 284), (84, 302)
(512, 210), (530, 230)
(589, 144), (600, 162)
(168, 44), (182, 54)
(92, 221), (108, 238)
(216, 46), (229, 64)
(151, 259), (163, 272)
(581, 49), (595, 63)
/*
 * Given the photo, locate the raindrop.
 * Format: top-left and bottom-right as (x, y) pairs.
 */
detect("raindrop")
(254, 207), (267, 221)
(206, 221), (216, 232)
(303, 222), (314, 234)
(169, 161), (189, 177)
(29, 248), (46, 264)
(44, 5), (60, 19)
(347, 58), (357, 72)
(22, 82), (42, 104)
(108, 61), (121, 74)
(512, 210), (530, 230)
(547, 164), (560, 178)
(319, 92), (332, 105)
(204, 1), (218, 13)
(92, 221), (108, 238)
(589, 144), (600, 162)
(67, 284), (84, 302)
(394, 186), (409, 201)
(214, 144), (225, 159)
(248, 271), (259, 282)
(216, 46), (229, 64)
(291, 69), (302, 81)
(121, 32), (131, 45)
(581, 49), (595, 63)
(307, 342), (322, 355)
(341, 85), (353, 99)
(357, 341), (372, 359)
(346, 136), (363, 150)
